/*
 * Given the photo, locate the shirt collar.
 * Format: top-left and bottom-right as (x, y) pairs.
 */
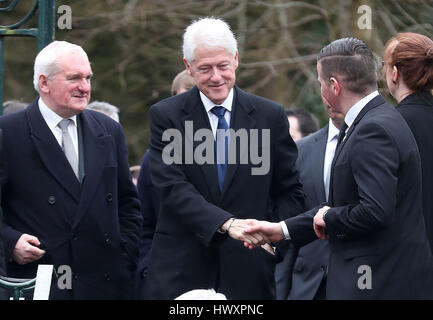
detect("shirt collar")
(38, 97), (77, 130)
(344, 90), (379, 128)
(200, 88), (234, 113)
(327, 118), (340, 143)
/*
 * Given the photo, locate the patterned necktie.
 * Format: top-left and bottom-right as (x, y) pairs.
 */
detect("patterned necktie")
(211, 106), (229, 191)
(58, 119), (79, 178)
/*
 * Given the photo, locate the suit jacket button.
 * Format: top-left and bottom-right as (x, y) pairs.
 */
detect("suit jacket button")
(48, 195), (56, 205)
(106, 193), (113, 202)
(105, 273), (111, 281)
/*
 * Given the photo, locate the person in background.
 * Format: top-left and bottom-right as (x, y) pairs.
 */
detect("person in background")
(134, 69), (195, 299)
(170, 69), (195, 96)
(286, 107), (319, 141)
(383, 32), (433, 254)
(276, 96), (344, 300)
(87, 100), (120, 122)
(2, 100), (28, 116)
(0, 130), (7, 299)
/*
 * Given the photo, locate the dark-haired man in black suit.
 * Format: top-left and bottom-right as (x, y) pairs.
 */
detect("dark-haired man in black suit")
(277, 98), (344, 300)
(245, 37), (433, 299)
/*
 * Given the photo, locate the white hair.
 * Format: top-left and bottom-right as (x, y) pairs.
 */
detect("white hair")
(175, 289), (227, 300)
(87, 100), (120, 122)
(33, 41), (89, 93)
(183, 17), (238, 64)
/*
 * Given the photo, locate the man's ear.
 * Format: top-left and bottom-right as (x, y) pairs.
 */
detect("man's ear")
(38, 75), (50, 94)
(183, 58), (192, 76)
(329, 77), (341, 95)
(233, 51), (239, 70)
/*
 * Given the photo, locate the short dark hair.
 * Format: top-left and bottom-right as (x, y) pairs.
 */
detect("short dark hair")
(317, 37), (377, 94)
(286, 107), (319, 137)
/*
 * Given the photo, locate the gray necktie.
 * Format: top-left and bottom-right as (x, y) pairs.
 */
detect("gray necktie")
(58, 119), (79, 178)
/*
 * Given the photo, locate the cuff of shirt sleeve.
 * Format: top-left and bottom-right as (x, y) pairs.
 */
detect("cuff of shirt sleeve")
(280, 221), (291, 240)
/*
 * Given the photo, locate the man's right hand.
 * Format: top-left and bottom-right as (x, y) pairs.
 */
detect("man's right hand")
(243, 221), (285, 250)
(12, 234), (46, 265)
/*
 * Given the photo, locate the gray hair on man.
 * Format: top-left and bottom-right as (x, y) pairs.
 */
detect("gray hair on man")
(182, 17), (238, 64)
(33, 40), (89, 93)
(2, 100), (28, 115)
(87, 100), (120, 122)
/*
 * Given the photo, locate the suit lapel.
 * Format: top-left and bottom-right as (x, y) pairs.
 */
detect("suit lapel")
(27, 100), (81, 202)
(73, 110), (110, 229)
(182, 87), (220, 203)
(312, 126), (328, 202)
(329, 94), (386, 204)
(220, 86), (256, 199)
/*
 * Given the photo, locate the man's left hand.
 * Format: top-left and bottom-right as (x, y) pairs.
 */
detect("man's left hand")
(313, 206), (330, 240)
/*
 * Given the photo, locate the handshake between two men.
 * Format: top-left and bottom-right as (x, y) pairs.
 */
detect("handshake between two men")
(222, 206), (331, 250)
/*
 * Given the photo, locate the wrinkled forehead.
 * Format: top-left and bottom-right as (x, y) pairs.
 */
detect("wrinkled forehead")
(57, 52), (92, 73)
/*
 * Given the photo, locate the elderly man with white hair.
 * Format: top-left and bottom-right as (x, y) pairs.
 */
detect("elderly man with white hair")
(0, 41), (141, 299)
(145, 17), (304, 300)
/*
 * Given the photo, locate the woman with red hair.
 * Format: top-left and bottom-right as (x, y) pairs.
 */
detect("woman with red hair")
(384, 32), (433, 253)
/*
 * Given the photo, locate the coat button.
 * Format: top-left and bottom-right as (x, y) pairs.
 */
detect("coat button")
(105, 273), (111, 281)
(48, 195), (56, 205)
(104, 233), (110, 244)
(106, 193), (113, 202)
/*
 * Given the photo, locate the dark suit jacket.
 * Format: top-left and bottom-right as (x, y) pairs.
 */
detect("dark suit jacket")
(288, 125), (330, 300)
(145, 85), (304, 300)
(397, 91), (433, 254)
(0, 129), (7, 299)
(275, 126), (329, 299)
(285, 95), (433, 299)
(0, 99), (142, 299)
(134, 149), (160, 299)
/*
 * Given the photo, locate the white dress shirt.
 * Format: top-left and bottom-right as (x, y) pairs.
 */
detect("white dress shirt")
(323, 120), (340, 201)
(200, 88), (234, 139)
(38, 98), (79, 158)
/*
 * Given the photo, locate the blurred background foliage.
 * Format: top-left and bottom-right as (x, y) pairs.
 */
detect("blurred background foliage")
(2, 0), (433, 165)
